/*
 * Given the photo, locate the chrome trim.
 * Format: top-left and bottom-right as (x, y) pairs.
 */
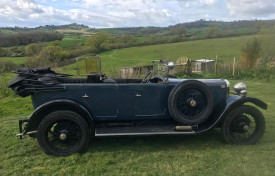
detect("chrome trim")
(82, 94), (89, 98)
(167, 62), (175, 69)
(16, 130), (37, 137)
(95, 131), (195, 136)
(224, 79), (230, 88)
(234, 82), (247, 96)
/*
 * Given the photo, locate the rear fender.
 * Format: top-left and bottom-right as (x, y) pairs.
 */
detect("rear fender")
(26, 99), (94, 133)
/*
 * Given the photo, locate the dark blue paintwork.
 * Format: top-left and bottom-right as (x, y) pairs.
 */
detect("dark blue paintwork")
(27, 77), (267, 134)
(31, 78), (227, 121)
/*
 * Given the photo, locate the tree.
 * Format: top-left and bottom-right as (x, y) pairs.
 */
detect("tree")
(0, 60), (18, 73)
(0, 31), (63, 47)
(240, 38), (261, 69)
(254, 21), (266, 32)
(25, 43), (40, 56)
(26, 46), (70, 67)
(120, 35), (137, 44)
(257, 26), (275, 65)
(169, 26), (187, 36)
(168, 35), (181, 43)
(145, 34), (158, 45)
(206, 25), (218, 38)
(0, 47), (7, 57)
(85, 31), (109, 52)
(52, 40), (61, 46)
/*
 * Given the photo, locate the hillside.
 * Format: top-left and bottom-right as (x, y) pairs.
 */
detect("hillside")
(0, 23), (89, 33)
(1, 19), (275, 37)
(58, 35), (252, 77)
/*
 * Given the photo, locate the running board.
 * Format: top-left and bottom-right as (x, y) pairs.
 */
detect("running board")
(95, 124), (195, 137)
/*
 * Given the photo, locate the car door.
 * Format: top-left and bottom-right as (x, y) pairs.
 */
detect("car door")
(134, 84), (166, 117)
(83, 84), (118, 119)
(117, 83), (166, 120)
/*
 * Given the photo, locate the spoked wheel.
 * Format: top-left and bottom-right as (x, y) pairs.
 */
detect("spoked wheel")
(37, 111), (90, 156)
(222, 105), (265, 145)
(177, 88), (208, 119)
(168, 80), (213, 125)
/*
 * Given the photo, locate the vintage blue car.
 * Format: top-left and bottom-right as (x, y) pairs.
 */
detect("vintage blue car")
(8, 56), (267, 156)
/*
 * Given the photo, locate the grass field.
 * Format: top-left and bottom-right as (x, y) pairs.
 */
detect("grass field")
(0, 35), (274, 175)
(44, 34), (88, 48)
(61, 35), (252, 76)
(0, 57), (29, 64)
(0, 78), (274, 175)
(59, 34), (88, 48)
(99, 36), (251, 71)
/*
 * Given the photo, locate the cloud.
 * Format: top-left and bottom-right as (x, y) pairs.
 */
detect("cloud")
(0, 0), (177, 27)
(0, 0), (274, 28)
(225, 0), (275, 17)
(199, 0), (219, 6)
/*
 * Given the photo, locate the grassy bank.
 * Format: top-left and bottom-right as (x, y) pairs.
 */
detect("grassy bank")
(100, 35), (252, 69)
(0, 57), (29, 64)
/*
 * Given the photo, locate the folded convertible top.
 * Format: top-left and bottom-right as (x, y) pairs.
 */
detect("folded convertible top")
(7, 67), (70, 97)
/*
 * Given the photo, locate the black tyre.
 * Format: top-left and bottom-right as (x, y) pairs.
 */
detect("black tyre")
(222, 105), (265, 145)
(168, 80), (213, 125)
(37, 111), (90, 156)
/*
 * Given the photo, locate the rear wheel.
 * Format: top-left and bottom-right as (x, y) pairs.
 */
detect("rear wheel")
(222, 105), (265, 144)
(37, 111), (90, 156)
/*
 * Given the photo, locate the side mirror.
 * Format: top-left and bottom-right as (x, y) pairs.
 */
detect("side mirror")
(167, 62), (175, 69)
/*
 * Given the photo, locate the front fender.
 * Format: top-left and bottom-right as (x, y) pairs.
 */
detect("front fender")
(26, 99), (94, 132)
(197, 96), (267, 133)
(226, 96), (267, 110)
(217, 95), (267, 124)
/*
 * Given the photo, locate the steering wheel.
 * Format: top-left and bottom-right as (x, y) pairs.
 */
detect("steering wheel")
(141, 71), (152, 83)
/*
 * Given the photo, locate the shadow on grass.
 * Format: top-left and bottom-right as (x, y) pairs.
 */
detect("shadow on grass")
(87, 129), (226, 153)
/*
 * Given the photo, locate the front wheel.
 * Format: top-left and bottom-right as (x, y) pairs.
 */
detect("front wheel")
(37, 111), (90, 156)
(222, 105), (265, 145)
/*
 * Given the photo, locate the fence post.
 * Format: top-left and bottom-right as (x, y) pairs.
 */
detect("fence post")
(233, 57), (236, 76)
(215, 55), (218, 76)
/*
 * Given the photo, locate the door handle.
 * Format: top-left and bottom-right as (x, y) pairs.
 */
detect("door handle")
(135, 93), (141, 97)
(82, 94), (89, 98)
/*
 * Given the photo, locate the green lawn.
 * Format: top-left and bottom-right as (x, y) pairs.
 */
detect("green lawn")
(0, 75), (274, 175)
(0, 57), (29, 64)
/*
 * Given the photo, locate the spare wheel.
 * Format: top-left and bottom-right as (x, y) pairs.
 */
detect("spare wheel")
(168, 80), (213, 125)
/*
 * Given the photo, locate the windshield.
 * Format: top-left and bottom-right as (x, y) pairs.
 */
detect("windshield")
(152, 60), (169, 77)
(76, 56), (101, 76)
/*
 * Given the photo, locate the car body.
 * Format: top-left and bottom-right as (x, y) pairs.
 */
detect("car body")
(8, 56), (267, 156)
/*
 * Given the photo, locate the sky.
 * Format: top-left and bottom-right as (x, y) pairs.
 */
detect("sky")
(0, 0), (275, 28)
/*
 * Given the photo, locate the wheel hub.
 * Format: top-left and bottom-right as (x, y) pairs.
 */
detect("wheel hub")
(243, 125), (249, 132)
(59, 133), (67, 140)
(189, 99), (197, 107)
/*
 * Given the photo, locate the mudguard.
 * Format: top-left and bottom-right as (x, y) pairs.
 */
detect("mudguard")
(25, 99), (94, 132)
(197, 96), (267, 133)
(225, 96), (267, 110)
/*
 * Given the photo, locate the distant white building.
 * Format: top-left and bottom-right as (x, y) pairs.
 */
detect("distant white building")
(192, 59), (215, 73)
